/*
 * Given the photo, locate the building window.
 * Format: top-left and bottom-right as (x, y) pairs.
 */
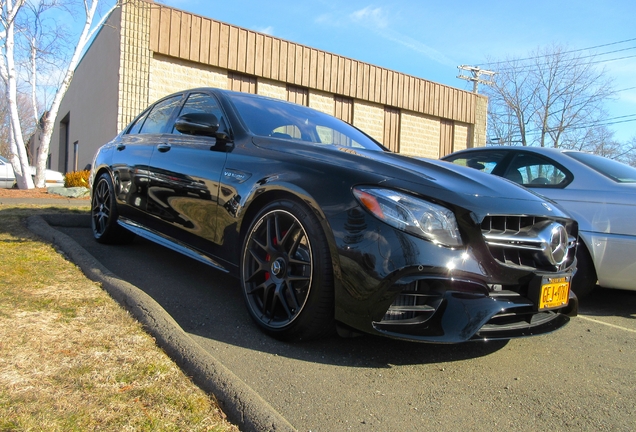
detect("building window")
(229, 72), (257, 94)
(287, 85), (308, 106)
(383, 107), (400, 152)
(335, 96), (353, 124)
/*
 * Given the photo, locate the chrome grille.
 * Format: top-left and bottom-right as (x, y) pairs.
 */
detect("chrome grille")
(481, 216), (576, 272)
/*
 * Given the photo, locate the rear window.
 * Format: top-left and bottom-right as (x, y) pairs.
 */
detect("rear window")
(565, 152), (636, 183)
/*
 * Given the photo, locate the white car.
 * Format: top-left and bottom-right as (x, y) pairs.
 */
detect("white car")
(442, 146), (636, 296)
(0, 155), (65, 188)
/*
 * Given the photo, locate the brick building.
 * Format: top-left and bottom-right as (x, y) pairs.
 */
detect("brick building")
(47, 0), (487, 173)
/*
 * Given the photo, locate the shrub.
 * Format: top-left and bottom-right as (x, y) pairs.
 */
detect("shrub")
(64, 169), (90, 188)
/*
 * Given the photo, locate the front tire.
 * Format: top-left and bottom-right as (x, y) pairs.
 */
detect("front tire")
(241, 199), (334, 341)
(91, 172), (136, 244)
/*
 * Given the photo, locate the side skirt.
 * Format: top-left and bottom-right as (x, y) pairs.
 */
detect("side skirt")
(118, 217), (230, 273)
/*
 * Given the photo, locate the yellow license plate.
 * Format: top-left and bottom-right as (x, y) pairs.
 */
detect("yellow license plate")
(539, 277), (570, 310)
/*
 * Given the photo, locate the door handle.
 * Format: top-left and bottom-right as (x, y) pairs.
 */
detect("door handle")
(116, 143), (126, 151)
(157, 144), (171, 153)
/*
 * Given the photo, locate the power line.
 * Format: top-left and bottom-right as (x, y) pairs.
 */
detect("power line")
(590, 54), (636, 65)
(495, 115), (636, 138)
(481, 37), (636, 67)
(490, 50), (636, 74)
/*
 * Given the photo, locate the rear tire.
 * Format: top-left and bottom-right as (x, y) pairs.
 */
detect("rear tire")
(91, 173), (136, 244)
(241, 199), (334, 341)
(572, 241), (597, 297)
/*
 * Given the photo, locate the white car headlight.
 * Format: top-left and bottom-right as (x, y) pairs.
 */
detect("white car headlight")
(353, 187), (462, 247)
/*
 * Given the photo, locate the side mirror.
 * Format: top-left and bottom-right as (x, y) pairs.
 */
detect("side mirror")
(175, 113), (222, 137)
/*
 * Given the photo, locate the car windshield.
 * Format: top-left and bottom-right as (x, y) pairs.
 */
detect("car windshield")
(566, 151), (636, 183)
(227, 92), (385, 151)
(0, 155), (8, 163)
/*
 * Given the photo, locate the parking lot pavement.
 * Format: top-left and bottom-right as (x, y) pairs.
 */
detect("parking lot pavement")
(53, 222), (636, 432)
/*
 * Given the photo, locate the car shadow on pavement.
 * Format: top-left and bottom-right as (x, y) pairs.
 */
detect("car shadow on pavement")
(577, 287), (636, 319)
(51, 223), (516, 367)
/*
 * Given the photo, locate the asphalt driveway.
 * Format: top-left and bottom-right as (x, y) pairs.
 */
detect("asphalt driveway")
(50, 219), (636, 431)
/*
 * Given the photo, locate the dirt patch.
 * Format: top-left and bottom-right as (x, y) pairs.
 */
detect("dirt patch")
(0, 187), (89, 200)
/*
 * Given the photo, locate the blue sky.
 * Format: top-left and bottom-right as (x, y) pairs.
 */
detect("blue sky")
(152, 0), (636, 142)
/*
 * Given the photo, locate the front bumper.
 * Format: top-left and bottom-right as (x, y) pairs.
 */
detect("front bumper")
(372, 278), (578, 343)
(330, 208), (578, 343)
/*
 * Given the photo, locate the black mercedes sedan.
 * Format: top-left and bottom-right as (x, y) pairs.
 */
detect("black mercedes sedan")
(90, 88), (578, 343)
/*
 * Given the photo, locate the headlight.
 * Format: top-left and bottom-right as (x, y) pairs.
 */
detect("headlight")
(353, 187), (462, 247)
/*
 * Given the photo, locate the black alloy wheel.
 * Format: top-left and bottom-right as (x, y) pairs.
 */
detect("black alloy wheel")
(241, 199), (334, 341)
(91, 173), (135, 244)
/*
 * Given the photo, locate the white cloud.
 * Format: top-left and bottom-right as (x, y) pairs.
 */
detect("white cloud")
(347, 5), (456, 67)
(255, 26), (274, 35)
(350, 6), (388, 29)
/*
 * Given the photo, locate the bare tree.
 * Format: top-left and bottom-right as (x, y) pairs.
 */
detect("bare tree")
(484, 44), (616, 151)
(0, 81), (34, 158)
(1, 0), (119, 188)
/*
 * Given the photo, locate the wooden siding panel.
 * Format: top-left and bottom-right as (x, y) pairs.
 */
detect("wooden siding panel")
(271, 39), (280, 80)
(309, 49), (318, 88)
(373, 67), (382, 104)
(315, 51), (325, 91)
(440, 119), (454, 156)
(412, 79), (420, 112)
(254, 33), (264, 77)
(286, 43), (296, 84)
(279, 41), (288, 82)
(322, 53), (331, 92)
(179, 12), (191, 60)
(189, 15), (200, 62)
(294, 44), (303, 85)
(149, 4), (161, 52)
(261, 35), (272, 79)
(362, 63), (369, 100)
(442, 86), (449, 119)
(199, 18), (210, 64)
(301, 46), (310, 87)
(403, 75), (411, 111)
(335, 96), (353, 124)
(384, 107), (400, 152)
(207, 20), (219, 66)
(330, 55), (339, 94)
(343, 58), (352, 96)
(237, 28), (247, 73)
(335, 57), (344, 95)
(158, 7), (171, 54)
(229, 72), (256, 93)
(227, 26), (239, 71)
(246, 31), (256, 75)
(218, 23), (229, 68)
(287, 85), (308, 106)
(169, 10), (181, 57)
(146, 4), (477, 126)
(392, 71), (400, 106)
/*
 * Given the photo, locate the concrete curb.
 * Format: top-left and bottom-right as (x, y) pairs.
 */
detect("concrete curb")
(26, 214), (296, 432)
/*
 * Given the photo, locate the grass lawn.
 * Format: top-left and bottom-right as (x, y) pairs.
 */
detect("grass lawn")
(0, 204), (238, 431)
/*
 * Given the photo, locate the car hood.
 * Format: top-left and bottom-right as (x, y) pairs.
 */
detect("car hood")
(252, 138), (572, 220)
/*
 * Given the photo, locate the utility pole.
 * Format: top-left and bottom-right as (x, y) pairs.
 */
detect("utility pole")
(457, 65), (495, 93)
